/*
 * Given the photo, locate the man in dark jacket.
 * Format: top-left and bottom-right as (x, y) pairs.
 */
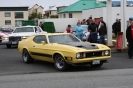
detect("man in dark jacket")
(39, 22), (44, 31)
(126, 21), (133, 59)
(88, 19), (98, 43)
(97, 17), (106, 32)
(112, 18), (121, 37)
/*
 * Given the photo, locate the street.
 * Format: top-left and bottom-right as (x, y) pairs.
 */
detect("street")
(0, 45), (133, 76)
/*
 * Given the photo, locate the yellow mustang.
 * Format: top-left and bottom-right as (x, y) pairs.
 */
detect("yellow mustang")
(18, 33), (111, 71)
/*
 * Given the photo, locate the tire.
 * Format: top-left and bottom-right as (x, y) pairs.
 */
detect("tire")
(54, 54), (68, 71)
(6, 44), (11, 48)
(22, 49), (34, 63)
(90, 63), (103, 67)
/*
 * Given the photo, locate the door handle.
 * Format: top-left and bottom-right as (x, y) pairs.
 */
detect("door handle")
(33, 46), (35, 47)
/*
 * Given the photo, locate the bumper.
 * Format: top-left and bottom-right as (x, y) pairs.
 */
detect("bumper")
(67, 56), (111, 66)
(0, 40), (8, 45)
(7, 41), (19, 45)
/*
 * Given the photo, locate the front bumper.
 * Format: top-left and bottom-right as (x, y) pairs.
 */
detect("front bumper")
(0, 40), (8, 45)
(67, 56), (111, 66)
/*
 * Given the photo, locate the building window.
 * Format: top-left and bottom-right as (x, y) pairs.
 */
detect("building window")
(5, 12), (11, 17)
(63, 14), (66, 18)
(5, 20), (11, 25)
(15, 12), (23, 18)
(69, 13), (72, 18)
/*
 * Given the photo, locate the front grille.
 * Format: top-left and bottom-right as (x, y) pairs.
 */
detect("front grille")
(9, 36), (21, 41)
(85, 51), (102, 58)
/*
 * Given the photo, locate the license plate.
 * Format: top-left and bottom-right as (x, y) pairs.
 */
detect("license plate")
(12, 41), (17, 44)
(92, 60), (100, 65)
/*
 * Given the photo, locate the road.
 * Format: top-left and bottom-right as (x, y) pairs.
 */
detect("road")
(0, 69), (133, 88)
(0, 45), (133, 76)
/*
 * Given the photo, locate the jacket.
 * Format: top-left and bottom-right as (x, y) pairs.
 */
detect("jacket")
(76, 25), (84, 35)
(98, 26), (106, 36)
(88, 23), (98, 32)
(126, 25), (133, 41)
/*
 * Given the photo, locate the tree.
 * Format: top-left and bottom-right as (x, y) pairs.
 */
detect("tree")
(37, 13), (42, 19)
(50, 15), (58, 18)
(28, 12), (42, 20)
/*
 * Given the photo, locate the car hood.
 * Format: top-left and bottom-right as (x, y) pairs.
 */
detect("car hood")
(59, 42), (99, 49)
(9, 32), (35, 37)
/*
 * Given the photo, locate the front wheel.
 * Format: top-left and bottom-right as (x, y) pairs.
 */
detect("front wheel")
(22, 49), (34, 63)
(54, 54), (68, 71)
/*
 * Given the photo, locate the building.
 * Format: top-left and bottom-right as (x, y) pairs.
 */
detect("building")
(0, 6), (29, 28)
(44, 6), (57, 18)
(28, 4), (44, 15)
(57, 6), (67, 12)
(57, 0), (106, 20)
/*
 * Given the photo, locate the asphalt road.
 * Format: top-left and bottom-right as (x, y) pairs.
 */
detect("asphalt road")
(0, 45), (133, 76)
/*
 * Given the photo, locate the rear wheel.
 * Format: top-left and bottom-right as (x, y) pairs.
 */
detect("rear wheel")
(6, 44), (11, 48)
(54, 54), (68, 71)
(22, 49), (34, 63)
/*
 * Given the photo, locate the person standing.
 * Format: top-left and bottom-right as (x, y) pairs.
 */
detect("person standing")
(86, 17), (92, 25)
(76, 22), (84, 40)
(66, 25), (71, 33)
(98, 17), (106, 32)
(112, 18), (121, 37)
(98, 23), (106, 45)
(88, 19), (98, 43)
(39, 22), (44, 31)
(126, 21), (133, 59)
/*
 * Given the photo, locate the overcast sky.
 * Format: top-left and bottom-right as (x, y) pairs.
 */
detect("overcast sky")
(0, 0), (131, 10)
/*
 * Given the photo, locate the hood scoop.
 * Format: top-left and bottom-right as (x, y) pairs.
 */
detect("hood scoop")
(60, 42), (99, 49)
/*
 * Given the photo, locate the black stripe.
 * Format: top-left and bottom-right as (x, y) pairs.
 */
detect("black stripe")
(30, 52), (52, 58)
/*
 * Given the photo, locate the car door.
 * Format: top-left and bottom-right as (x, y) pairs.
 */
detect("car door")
(30, 35), (53, 62)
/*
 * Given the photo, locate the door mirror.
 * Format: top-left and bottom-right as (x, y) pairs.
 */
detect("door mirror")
(41, 41), (46, 45)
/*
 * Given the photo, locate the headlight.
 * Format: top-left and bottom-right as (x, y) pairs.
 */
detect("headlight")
(2, 37), (9, 40)
(76, 53), (82, 59)
(22, 36), (29, 39)
(104, 50), (109, 56)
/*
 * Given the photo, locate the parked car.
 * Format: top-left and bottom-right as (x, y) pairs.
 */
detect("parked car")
(4, 26), (47, 48)
(18, 33), (111, 71)
(71, 25), (100, 42)
(0, 32), (9, 44)
(0, 27), (13, 34)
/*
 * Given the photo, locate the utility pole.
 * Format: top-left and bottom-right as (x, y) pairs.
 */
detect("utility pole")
(121, 0), (127, 48)
(107, 0), (113, 46)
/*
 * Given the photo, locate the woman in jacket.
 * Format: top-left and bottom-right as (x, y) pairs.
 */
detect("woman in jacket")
(76, 22), (84, 40)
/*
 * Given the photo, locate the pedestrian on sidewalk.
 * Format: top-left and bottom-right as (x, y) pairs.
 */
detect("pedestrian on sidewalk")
(76, 22), (84, 40)
(112, 18), (121, 37)
(88, 19), (98, 43)
(98, 23), (106, 45)
(126, 21), (133, 59)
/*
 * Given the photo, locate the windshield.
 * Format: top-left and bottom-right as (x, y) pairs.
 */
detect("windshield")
(0, 27), (11, 32)
(13, 27), (34, 33)
(48, 34), (80, 43)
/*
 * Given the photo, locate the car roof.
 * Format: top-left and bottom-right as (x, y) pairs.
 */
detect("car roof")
(15, 26), (39, 28)
(35, 33), (71, 36)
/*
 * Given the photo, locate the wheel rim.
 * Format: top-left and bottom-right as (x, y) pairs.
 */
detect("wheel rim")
(55, 57), (64, 69)
(23, 51), (28, 62)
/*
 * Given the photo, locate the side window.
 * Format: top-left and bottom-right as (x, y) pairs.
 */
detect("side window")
(33, 35), (47, 44)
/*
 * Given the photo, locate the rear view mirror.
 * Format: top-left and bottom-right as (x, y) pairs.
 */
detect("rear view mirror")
(41, 41), (46, 45)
